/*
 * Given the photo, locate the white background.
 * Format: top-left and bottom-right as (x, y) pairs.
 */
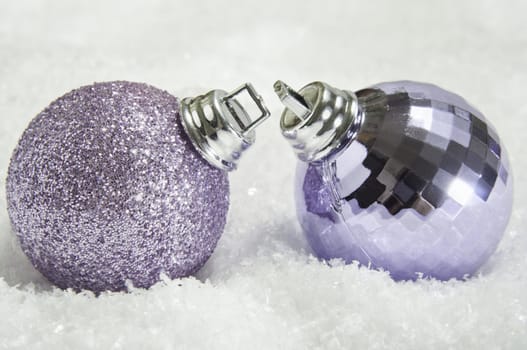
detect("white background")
(0, 0), (526, 349)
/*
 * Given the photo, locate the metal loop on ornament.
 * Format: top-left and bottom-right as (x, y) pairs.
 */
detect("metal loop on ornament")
(222, 83), (271, 134)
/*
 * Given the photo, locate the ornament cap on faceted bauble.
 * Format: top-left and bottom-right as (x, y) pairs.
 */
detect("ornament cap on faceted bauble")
(274, 80), (361, 162)
(181, 83), (270, 171)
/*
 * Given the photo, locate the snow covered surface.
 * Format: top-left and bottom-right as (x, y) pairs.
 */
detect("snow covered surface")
(0, 0), (526, 348)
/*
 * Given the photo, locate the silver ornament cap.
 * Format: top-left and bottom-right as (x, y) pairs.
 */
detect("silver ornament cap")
(274, 80), (361, 162)
(181, 83), (270, 171)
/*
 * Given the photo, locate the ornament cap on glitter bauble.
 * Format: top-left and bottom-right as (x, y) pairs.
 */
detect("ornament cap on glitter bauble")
(6, 81), (270, 292)
(274, 80), (513, 281)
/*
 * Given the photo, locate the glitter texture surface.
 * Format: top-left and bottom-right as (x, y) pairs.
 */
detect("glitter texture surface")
(6, 81), (230, 292)
(296, 81), (513, 280)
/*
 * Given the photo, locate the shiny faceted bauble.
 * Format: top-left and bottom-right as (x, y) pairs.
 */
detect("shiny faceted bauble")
(296, 81), (513, 280)
(6, 81), (229, 292)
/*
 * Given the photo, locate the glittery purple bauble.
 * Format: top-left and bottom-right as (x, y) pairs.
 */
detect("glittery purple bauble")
(296, 81), (513, 280)
(6, 81), (229, 292)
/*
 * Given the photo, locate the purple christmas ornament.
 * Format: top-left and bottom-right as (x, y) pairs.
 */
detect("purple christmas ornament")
(6, 81), (269, 292)
(275, 80), (513, 281)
